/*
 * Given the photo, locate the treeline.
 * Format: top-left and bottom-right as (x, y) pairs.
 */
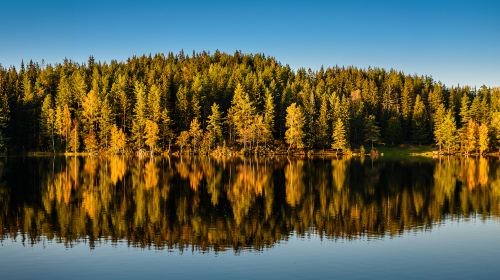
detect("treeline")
(0, 50), (499, 155)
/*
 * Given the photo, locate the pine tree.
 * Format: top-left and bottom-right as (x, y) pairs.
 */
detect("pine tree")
(465, 120), (477, 155)
(401, 77), (414, 140)
(479, 123), (489, 155)
(331, 118), (347, 155)
(459, 94), (470, 125)
(69, 122), (80, 153)
(316, 95), (330, 148)
(99, 97), (113, 150)
(132, 81), (147, 150)
(148, 84), (162, 123)
(0, 83), (10, 152)
(263, 89), (275, 145)
(438, 110), (458, 155)
(411, 94), (428, 144)
(176, 131), (190, 154)
(82, 88), (99, 134)
(160, 109), (174, 152)
(110, 124), (126, 154)
(433, 103), (446, 152)
(491, 112), (500, 152)
(111, 74), (129, 130)
(363, 114), (381, 149)
(227, 84), (255, 151)
(206, 103), (223, 148)
(40, 94), (55, 152)
(189, 118), (203, 153)
(252, 114), (270, 150)
(285, 103), (305, 152)
(385, 115), (402, 145)
(470, 96), (482, 122)
(176, 85), (190, 130)
(56, 74), (73, 107)
(401, 78), (414, 125)
(72, 71), (87, 108)
(144, 119), (159, 155)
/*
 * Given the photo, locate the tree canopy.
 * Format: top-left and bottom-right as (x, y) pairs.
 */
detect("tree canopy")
(0, 51), (499, 155)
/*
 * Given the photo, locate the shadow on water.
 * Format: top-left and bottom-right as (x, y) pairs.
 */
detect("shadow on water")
(0, 156), (499, 252)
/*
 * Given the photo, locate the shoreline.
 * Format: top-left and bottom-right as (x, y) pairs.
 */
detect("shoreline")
(0, 146), (496, 159)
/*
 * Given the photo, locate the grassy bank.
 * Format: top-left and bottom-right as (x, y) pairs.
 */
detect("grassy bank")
(13, 145), (497, 160)
(377, 145), (435, 158)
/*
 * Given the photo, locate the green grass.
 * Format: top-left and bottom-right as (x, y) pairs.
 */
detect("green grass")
(377, 145), (435, 158)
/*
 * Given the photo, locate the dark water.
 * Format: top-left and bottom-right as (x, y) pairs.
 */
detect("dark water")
(1, 156), (499, 279)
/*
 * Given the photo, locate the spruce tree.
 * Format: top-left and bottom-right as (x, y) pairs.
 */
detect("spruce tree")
(411, 94), (428, 144)
(363, 114), (381, 149)
(206, 103), (223, 148)
(285, 103), (305, 152)
(332, 118), (347, 155)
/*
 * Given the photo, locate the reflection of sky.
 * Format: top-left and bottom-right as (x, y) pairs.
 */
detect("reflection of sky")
(1, 219), (499, 279)
(1, 0), (500, 87)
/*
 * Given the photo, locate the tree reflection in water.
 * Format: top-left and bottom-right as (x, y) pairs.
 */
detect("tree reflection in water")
(0, 156), (499, 251)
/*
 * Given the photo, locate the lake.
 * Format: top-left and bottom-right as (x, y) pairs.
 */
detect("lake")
(1, 156), (500, 279)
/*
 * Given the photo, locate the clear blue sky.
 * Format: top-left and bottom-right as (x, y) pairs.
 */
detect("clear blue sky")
(1, 0), (499, 87)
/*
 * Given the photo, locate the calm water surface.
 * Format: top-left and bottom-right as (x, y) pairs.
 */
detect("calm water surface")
(1, 156), (499, 279)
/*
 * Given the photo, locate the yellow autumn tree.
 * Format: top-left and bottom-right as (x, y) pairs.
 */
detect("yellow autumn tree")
(110, 124), (126, 154)
(144, 119), (159, 155)
(285, 103), (305, 152)
(479, 123), (489, 155)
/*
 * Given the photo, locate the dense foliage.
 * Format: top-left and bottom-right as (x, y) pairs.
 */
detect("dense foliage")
(0, 51), (499, 154)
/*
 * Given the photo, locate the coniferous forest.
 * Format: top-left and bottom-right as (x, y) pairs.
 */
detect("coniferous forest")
(0, 50), (499, 155)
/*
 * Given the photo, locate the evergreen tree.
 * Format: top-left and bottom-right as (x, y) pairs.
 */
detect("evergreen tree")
(144, 119), (159, 155)
(252, 114), (270, 150)
(331, 118), (347, 155)
(176, 131), (190, 154)
(148, 84), (162, 123)
(401, 78), (414, 125)
(111, 74), (129, 130)
(316, 95), (330, 148)
(131, 81), (147, 149)
(160, 109), (174, 152)
(72, 71), (87, 108)
(263, 89), (275, 144)
(69, 122), (80, 153)
(0, 83), (10, 152)
(465, 120), (477, 155)
(411, 94), (428, 144)
(176, 85), (190, 130)
(99, 97), (113, 150)
(459, 94), (470, 125)
(82, 88), (99, 134)
(385, 115), (402, 145)
(363, 114), (381, 149)
(433, 104), (446, 152)
(110, 124), (126, 154)
(206, 103), (223, 148)
(470, 96), (482, 122)
(189, 118), (203, 153)
(227, 84), (255, 151)
(491, 112), (500, 153)
(40, 94), (55, 152)
(478, 123), (489, 155)
(285, 103), (305, 152)
(437, 110), (457, 154)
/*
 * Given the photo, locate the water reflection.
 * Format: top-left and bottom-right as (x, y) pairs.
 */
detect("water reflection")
(0, 156), (499, 251)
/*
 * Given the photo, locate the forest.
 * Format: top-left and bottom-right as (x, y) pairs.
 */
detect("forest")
(0, 50), (499, 155)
